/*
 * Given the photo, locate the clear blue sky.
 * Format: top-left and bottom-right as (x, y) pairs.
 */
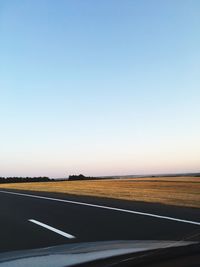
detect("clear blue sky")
(1, 0), (200, 177)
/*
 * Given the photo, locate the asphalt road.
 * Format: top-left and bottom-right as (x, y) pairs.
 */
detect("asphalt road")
(0, 189), (199, 253)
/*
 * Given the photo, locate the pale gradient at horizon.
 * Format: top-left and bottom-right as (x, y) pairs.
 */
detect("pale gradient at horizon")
(0, 0), (200, 177)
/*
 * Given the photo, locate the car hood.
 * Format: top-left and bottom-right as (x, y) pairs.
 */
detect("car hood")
(0, 240), (197, 267)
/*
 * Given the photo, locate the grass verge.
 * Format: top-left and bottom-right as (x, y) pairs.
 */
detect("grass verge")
(0, 177), (199, 208)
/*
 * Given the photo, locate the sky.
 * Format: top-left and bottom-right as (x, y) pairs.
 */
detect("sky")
(0, 0), (200, 177)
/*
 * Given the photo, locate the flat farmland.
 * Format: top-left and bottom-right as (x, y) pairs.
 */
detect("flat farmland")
(0, 177), (199, 208)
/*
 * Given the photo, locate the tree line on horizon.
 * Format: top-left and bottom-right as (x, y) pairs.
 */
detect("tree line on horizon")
(0, 177), (50, 183)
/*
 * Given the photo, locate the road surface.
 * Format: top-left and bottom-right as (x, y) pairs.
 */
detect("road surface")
(0, 189), (199, 253)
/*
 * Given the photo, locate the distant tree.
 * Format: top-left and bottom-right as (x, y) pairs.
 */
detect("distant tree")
(68, 174), (87, 181)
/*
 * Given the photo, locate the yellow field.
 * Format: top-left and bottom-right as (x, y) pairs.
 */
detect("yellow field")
(0, 177), (199, 208)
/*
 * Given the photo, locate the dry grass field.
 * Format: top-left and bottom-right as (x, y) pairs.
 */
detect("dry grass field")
(0, 177), (199, 208)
